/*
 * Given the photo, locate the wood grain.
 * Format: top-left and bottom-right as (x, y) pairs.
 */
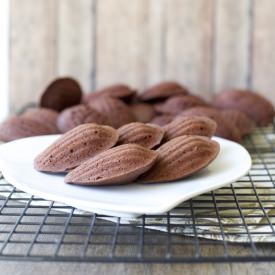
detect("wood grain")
(57, 0), (95, 93)
(252, 0), (275, 105)
(8, 0), (275, 111)
(164, 0), (214, 100)
(96, 0), (164, 92)
(213, 0), (252, 94)
(10, 0), (57, 113)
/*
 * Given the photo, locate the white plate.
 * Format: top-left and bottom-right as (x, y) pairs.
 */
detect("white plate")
(0, 135), (251, 218)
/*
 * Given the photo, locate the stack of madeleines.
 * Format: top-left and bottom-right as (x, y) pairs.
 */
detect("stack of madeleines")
(0, 77), (274, 185)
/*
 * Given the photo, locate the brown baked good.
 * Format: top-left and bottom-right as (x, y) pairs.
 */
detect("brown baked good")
(221, 109), (255, 136)
(65, 144), (158, 185)
(139, 81), (189, 102)
(57, 104), (109, 133)
(34, 124), (118, 172)
(130, 103), (156, 123)
(40, 77), (82, 112)
(0, 116), (53, 142)
(118, 122), (164, 149)
(139, 135), (220, 183)
(213, 89), (274, 126)
(150, 115), (175, 126)
(180, 107), (241, 142)
(84, 84), (136, 103)
(155, 95), (207, 115)
(88, 96), (135, 128)
(21, 107), (59, 134)
(163, 116), (217, 142)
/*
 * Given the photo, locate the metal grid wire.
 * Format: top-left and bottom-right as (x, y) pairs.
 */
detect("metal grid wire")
(0, 123), (274, 263)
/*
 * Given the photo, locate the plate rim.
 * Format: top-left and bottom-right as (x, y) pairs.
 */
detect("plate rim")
(0, 135), (252, 217)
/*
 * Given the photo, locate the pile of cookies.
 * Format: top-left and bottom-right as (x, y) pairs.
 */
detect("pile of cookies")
(34, 122), (220, 185)
(0, 77), (274, 185)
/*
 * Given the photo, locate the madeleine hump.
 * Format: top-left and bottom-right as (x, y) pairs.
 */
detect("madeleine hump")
(65, 144), (158, 185)
(34, 124), (118, 172)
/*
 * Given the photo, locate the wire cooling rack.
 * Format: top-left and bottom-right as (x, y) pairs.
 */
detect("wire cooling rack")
(0, 123), (274, 263)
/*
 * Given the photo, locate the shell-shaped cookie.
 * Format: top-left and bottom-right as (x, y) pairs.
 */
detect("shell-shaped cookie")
(221, 110), (255, 136)
(139, 81), (189, 102)
(84, 84), (136, 103)
(65, 144), (158, 185)
(130, 103), (156, 123)
(34, 124), (118, 172)
(154, 95), (207, 115)
(22, 107), (59, 134)
(150, 115), (175, 127)
(139, 135), (220, 183)
(40, 77), (82, 112)
(213, 89), (274, 126)
(118, 122), (164, 149)
(180, 107), (241, 142)
(0, 116), (53, 142)
(88, 96), (135, 128)
(57, 104), (109, 133)
(163, 116), (217, 142)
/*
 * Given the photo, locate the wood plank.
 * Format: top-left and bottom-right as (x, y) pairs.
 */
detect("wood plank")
(164, 0), (214, 100)
(57, 0), (95, 93)
(96, 0), (164, 92)
(252, 0), (275, 105)
(10, 0), (57, 113)
(213, 0), (251, 94)
(0, 0), (10, 120)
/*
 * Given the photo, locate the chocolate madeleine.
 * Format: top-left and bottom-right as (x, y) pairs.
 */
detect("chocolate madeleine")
(180, 107), (241, 142)
(34, 124), (118, 172)
(84, 84), (136, 103)
(155, 95), (207, 115)
(139, 81), (189, 102)
(118, 122), (164, 149)
(40, 77), (82, 112)
(213, 89), (274, 126)
(140, 135), (220, 183)
(150, 115), (175, 127)
(221, 110), (255, 136)
(0, 116), (53, 142)
(65, 144), (158, 185)
(130, 103), (156, 123)
(57, 104), (109, 133)
(88, 96), (135, 128)
(22, 107), (59, 134)
(163, 116), (217, 142)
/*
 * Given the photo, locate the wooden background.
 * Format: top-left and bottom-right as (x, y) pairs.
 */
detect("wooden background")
(9, 0), (275, 113)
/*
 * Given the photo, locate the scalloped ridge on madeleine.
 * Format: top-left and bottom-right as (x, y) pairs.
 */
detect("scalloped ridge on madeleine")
(163, 116), (217, 142)
(65, 144), (158, 185)
(118, 122), (164, 149)
(139, 135), (220, 183)
(34, 124), (118, 172)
